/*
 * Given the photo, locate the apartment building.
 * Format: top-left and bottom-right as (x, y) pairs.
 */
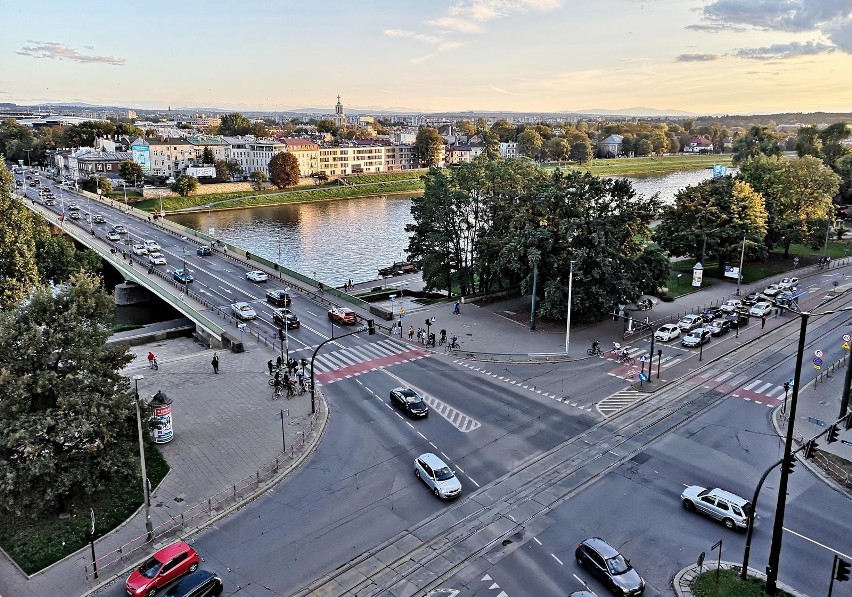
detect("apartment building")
(223, 137), (287, 178)
(281, 138), (319, 175)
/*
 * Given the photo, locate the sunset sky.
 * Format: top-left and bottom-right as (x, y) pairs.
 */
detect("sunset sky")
(2, 0), (851, 115)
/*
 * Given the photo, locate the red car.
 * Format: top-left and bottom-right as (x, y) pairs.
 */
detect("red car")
(328, 307), (357, 324)
(125, 540), (201, 596)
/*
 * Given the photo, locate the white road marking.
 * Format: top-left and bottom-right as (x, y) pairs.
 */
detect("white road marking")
(784, 527), (852, 559)
(551, 554), (564, 565)
(533, 537), (542, 545)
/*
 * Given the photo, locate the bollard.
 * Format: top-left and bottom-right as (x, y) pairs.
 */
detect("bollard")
(256, 471), (260, 485)
(180, 513), (184, 528)
(275, 457), (279, 471)
(118, 546), (123, 562)
(233, 484), (237, 500)
(208, 497), (212, 513)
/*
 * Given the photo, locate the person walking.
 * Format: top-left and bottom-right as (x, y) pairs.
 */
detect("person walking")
(211, 353), (219, 374)
(268, 359), (274, 376)
(408, 326), (414, 340)
(147, 351), (157, 369)
(276, 355), (283, 369)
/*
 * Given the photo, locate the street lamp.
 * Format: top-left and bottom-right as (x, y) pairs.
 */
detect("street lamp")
(132, 375), (154, 542)
(565, 260), (575, 354)
(529, 250), (541, 331)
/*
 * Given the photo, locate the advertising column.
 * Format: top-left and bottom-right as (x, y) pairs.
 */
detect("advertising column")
(149, 390), (174, 444)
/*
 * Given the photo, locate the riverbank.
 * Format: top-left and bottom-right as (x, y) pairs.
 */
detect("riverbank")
(543, 154), (734, 177)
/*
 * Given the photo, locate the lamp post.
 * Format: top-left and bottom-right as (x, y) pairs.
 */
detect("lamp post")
(565, 260), (575, 354)
(736, 234), (746, 296)
(132, 375), (154, 542)
(529, 251), (541, 331)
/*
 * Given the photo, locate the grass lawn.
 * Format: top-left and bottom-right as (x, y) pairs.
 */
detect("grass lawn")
(541, 154), (733, 177)
(693, 568), (794, 597)
(0, 444), (169, 574)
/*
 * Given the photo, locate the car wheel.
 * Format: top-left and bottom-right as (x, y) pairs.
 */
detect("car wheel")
(683, 499), (695, 511)
(433, 487), (440, 497)
(189, 562), (198, 572)
(723, 518), (736, 530)
(415, 468), (420, 478)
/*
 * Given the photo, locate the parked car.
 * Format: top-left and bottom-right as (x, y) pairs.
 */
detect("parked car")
(107, 230), (120, 241)
(124, 540), (201, 597)
(725, 311), (750, 329)
(231, 302), (257, 320)
(762, 284), (782, 297)
(749, 301), (772, 317)
(132, 244), (148, 256)
(699, 307), (721, 323)
(173, 268), (194, 284)
(196, 245), (212, 256)
(681, 486), (752, 530)
(161, 569), (223, 597)
(144, 239), (161, 252)
(575, 537), (645, 596)
(246, 270), (269, 283)
(266, 289), (292, 306)
(272, 308), (300, 329)
(328, 306), (357, 324)
(677, 314), (703, 332)
(706, 319), (731, 337)
(390, 388), (429, 418)
(741, 292), (761, 307)
(719, 299), (743, 314)
(682, 328), (710, 347)
(414, 453), (461, 499)
(779, 277), (799, 290)
(654, 324), (681, 342)
(148, 252), (167, 266)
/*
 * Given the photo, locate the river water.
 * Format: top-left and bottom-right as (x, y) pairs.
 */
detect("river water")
(168, 169), (719, 286)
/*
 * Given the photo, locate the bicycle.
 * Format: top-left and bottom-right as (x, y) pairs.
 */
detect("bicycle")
(618, 354), (636, 365)
(587, 344), (603, 356)
(273, 385), (283, 400)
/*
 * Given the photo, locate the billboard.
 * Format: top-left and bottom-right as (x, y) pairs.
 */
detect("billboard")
(712, 164), (728, 178)
(724, 265), (741, 280)
(132, 144), (151, 172)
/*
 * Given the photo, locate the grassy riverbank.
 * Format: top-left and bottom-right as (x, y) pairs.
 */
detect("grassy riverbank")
(543, 154), (733, 177)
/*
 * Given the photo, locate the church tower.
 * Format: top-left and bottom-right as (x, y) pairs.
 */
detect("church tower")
(333, 95), (346, 126)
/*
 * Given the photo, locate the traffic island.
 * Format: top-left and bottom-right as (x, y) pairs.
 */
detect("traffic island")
(673, 562), (804, 597)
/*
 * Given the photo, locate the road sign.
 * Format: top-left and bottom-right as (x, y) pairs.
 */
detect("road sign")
(788, 377), (795, 386)
(814, 357), (823, 366)
(638, 372), (648, 382)
(389, 295), (395, 302)
(639, 355), (649, 362)
(815, 350), (824, 358)
(400, 313), (405, 319)
(400, 307), (405, 314)
(844, 334), (851, 342)
(844, 341), (851, 351)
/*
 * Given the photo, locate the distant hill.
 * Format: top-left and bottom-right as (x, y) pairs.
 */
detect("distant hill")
(576, 107), (697, 117)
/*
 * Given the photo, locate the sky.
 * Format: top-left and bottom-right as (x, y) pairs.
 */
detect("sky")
(1, 0), (851, 115)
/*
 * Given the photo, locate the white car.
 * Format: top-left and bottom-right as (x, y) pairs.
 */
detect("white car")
(246, 270), (269, 283)
(231, 302), (257, 320)
(107, 231), (120, 241)
(763, 284), (781, 297)
(719, 299), (742, 314)
(681, 486), (752, 530)
(654, 324), (681, 342)
(144, 239), (161, 252)
(132, 244), (148, 256)
(148, 252), (167, 266)
(750, 301), (772, 317)
(414, 453), (462, 499)
(678, 314), (703, 332)
(779, 277), (799, 290)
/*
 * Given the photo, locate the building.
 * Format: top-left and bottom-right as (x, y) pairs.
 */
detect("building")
(73, 149), (132, 179)
(223, 137), (287, 179)
(597, 134), (624, 158)
(333, 95), (346, 127)
(282, 138), (320, 176)
(189, 114), (222, 129)
(144, 137), (196, 177)
(500, 142), (518, 159)
(126, 109), (137, 119)
(445, 145), (473, 165)
(683, 135), (714, 154)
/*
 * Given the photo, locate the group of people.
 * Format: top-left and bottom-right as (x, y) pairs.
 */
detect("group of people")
(268, 356), (308, 398)
(342, 279), (355, 292)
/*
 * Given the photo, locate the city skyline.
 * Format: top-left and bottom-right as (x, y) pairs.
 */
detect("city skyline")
(2, 0), (851, 115)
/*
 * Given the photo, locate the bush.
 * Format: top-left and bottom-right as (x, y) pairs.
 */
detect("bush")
(693, 569), (794, 597)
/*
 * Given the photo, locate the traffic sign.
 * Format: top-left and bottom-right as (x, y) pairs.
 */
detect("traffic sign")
(400, 313), (405, 319)
(638, 372), (648, 382)
(844, 341), (851, 351)
(389, 295), (396, 302)
(844, 334), (851, 342)
(639, 355), (649, 362)
(788, 377), (795, 386)
(400, 307), (405, 314)
(815, 349), (824, 358)
(814, 357), (823, 366)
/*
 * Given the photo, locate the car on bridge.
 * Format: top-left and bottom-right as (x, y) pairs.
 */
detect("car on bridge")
(725, 311), (750, 329)
(682, 328), (710, 347)
(741, 291), (761, 307)
(231, 302), (257, 320)
(762, 284), (782, 297)
(706, 318), (731, 337)
(390, 388), (429, 419)
(69, 211), (80, 219)
(779, 277), (799, 290)
(328, 306), (357, 324)
(196, 245), (212, 256)
(681, 485), (751, 530)
(719, 299), (743, 314)
(677, 314), (703, 332)
(266, 289), (292, 306)
(144, 239), (161, 252)
(749, 301), (772, 317)
(148, 252), (167, 266)
(246, 270), (269, 283)
(107, 231), (120, 241)
(575, 537), (645, 596)
(173, 269), (194, 284)
(272, 308), (300, 329)
(93, 214), (106, 223)
(114, 224), (128, 234)
(414, 453), (461, 499)
(132, 244), (148, 256)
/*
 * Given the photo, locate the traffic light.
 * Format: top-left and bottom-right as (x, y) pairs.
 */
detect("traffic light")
(278, 328), (285, 341)
(300, 358), (307, 369)
(836, 557), (851, 582)
(783, 381), (790, 393)
(367, 319), (376, 335)
(827, 424), (840, 444)
(803, 440), (817, 459)
(782, 455), (797, 475)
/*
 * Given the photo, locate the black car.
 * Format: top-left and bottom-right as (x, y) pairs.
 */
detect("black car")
(266, 289), (292, 307)
(699, 307), (721, 323)
(162, 569), (223, 597)
(173, 269), (194, 284)
(725, 311), (750, 329)
(196, 245), (212, 256)
(741, 292), (761, 307)
(706, 318), (731, 336)
(575, 537), (645, 596)
(390, 387), (429, 418)
(272, 308), (300, 329)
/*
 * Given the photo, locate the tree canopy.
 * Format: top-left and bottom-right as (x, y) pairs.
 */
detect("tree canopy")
(268, 152), (300, 188)
(732, 126), (783, 165)
(171, 175), (199, 197)
(414, 126), (444, 167)
(119, 160), (143, 185)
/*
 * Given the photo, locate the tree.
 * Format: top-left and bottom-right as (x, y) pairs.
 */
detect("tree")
(81, 176), (113, 195)
(249, 170), (268, 190)
(171, 175), (199, 197)
(34, 234), (101, 284)
(545, 137), (570, 162)
(214, 159), (231, 181)
(217, 113), (252, 136)
(61, 121), (117, 148)
(517, 129), (543, 160)
(570, 140), (593, 164)
(731, 125), (782, 165)
(119, 160), (143, 185)
(457, 120), (476, 136)
(795, 125), (822, 158)
(415, 126), (444, 168)
(114, 122), (143, 137)
(818, 122), (852, 168)
(490, 120), (517, 143)
(836, 153), (852, 205)
(268, 152), (300, 188)
(0, 118), (35, 162)
(636, 138), (653, 156)
(0, 164), (39, 308)
(0, 273), (139, 516)
(200, 146), (215, 165)
(653, 176), (768, 278)
(316, 119), (339, 136)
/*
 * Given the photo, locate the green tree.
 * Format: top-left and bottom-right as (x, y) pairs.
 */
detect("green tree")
(0, 164), (39, 308)
(200, 146), (215, 165)
(414, 126), (444, 168)
(316, 119), (339, 136)
(268, 152), (300, 188)
(218, 113), (253, 136)
(836, 153), (852, 205)
(214, 159), (231, 181)
(457, 120), (476, 136)
(653, 176), (768, 277)
(61, 121), (117, 148)
(795, 125), (822, 158)
(81, 176), (113, 195)
(171, 175), (199, 197)
(0, 273), (139, 516)
(818, 122), (852, 168)
(0, 118), (36, 163)
(34, 234), (101, 284)
(569, 140), (593, 164)
(517, 129), (543, 160)
(114, 122), (143, 137)
(490, 120), (517, 143)
(636, 138), (653, 156)
(119, 160), (143, 185)
(249, 170), (268, 190)
(249, 121), (269, 137)
(731, 125), (782, 165)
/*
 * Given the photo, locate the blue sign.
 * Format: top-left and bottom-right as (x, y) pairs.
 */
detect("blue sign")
(813, 357), (823, 366)
(788, 377), (794, 386)
(639, 372), (648, 382)
(399, 313), (405, 319)
(712, 165), (728, 178)
(389, 295), (396, 302)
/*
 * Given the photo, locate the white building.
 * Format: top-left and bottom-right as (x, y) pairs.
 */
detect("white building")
(500, 142), (518, 159)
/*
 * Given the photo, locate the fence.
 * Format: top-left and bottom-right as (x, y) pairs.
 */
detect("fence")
(813, 353), (848, 388)
(777, 412), (852, 489)
(83, 414), (320, 581)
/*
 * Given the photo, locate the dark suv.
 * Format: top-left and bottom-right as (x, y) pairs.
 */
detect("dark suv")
(575, 537), (645, 596)
(390, 387), (429, 418)
(273, 308), (300, 329)
(266, 289), (292, 307)
(162, 569), (223, 597)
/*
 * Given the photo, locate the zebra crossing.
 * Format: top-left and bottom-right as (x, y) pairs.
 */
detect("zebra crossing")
(604, 344), (684, 381)
(691, 370), (785, 407)
(312, 338), (429, 384)
(422, 395), (481, 432)
(597, 388), (644, 417)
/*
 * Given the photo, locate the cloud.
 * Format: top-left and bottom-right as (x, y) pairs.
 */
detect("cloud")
(826, 16), (852, 50)
(383, 29), (441, 44)
(489, 85), (530, 96)
(732, 40), (836, 59)
(16, 41), (125, 65)
(675, 53), (721, 62)
(697, 0), (852, 33)
(427, 0), (561, 33)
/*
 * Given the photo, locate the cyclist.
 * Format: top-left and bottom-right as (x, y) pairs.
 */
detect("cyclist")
(449, 335), (459, 350)
(591, 340), (600, 355)
(439, 329), (447, 345)
(620, 348), (629, 362)
(273, 375), (283, 399)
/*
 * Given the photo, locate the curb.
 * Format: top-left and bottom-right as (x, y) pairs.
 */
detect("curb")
(672, 561), (807, 596)
(80, 392), (329, 596)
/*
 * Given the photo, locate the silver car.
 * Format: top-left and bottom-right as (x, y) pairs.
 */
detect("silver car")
(414, 453), (461, 499)
(231, 302), (257, 320)
(681, 485), (752, 530)
(677, 314), (703, 332)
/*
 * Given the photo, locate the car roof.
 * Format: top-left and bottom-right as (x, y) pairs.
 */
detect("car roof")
(153, 540), (193, 562)
(163, 569), (217, 595)
(581, 537), (621, 558)
(710, 488), (750, 506)
(234, 302), (249, 307)
(660, 324), (677, 329)
(418, 452), (449, 469)
(395, 387), (418, 396)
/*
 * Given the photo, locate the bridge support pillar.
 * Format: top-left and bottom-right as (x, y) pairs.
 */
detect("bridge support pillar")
(114, 282), (151, 306)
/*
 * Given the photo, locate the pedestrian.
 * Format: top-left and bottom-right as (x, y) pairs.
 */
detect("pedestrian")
(211, 352), (219, 374)
(147, 351), (156, 369)
(408, 326), (414, 340)
(276, 355), (283, 369)
(453, 301), (460, 315)
(267, 359), (274, 376)
(761, 315), (766, 329)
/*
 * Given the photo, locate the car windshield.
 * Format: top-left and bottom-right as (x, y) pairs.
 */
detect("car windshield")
(138, 557), (162, 579)
(434, 467), (455, 481)
(240, 306), (251, 312)
(401, 391), (421, 403)
(607, 554), (631, 575)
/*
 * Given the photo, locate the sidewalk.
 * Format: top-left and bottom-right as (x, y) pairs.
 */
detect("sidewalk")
(0, 335), (327, 597)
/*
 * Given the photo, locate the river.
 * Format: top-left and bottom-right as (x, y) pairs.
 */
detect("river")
(168, 169), (721, 286)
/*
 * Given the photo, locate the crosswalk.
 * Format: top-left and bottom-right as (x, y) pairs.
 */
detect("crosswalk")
(600, 343), (685, 381)
(311, 338), (429, 385)
(597, 388), (644, 417)
(422, 395), (481, 432)
(692, 370), (787, 407)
